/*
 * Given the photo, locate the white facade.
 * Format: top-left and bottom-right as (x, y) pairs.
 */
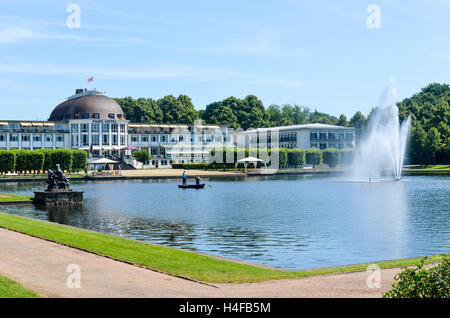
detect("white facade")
(239, 123), (356, 150)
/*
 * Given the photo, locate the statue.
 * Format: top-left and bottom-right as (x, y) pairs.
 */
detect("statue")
(46, 164), (71, 191)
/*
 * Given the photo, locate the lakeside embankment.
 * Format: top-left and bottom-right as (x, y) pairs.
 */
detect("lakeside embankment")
(0, 213), (447, 298)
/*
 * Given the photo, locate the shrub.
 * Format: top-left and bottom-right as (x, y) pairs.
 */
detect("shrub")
(322, 148), (340, 168)
(287, 149), (305, 167)
(0, 150), (15, 174)
(383, 256), (449, 298)
(71, 150), (88, 172)
(172, 162), (209, 170)
(133, 150), (151, 168)
(49, 149), (72, 171)
(305, 148), (322, 167)
(12, 150), (27, 173)
(278, 148), (288, 168)
(27, 150), (44, 173)
(340, 148), (356, 166)
(40, 149), (53, 172)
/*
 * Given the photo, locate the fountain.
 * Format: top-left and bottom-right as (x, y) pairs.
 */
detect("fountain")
(352, 78), (411, 181)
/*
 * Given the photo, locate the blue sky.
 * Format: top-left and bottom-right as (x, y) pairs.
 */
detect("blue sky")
(1, 0), (449, 121)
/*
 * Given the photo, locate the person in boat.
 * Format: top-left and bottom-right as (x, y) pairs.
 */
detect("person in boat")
(182, 170), (187, 185)
(195, 176), (201, 186)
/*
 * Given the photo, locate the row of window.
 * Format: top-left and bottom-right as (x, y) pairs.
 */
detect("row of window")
(0, 134), (64, 142)
(71, 123), (126, 133)
(72, 134), (125, 146)
(130, 135), (225, 144)
(310, 132), (354, 140)
(310, 143), (354, 150)
(66, 113), (123, 120)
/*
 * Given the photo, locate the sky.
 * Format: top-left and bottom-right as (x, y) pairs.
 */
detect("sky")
(0, 0), (449, 121)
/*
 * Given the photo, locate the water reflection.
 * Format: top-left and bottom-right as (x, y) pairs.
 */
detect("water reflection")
(0, 175), (448, 270)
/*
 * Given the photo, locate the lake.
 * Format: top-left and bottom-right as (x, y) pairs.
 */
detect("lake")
(1, 175), (449, 270)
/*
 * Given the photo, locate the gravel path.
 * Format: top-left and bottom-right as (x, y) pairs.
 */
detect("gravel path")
(0, 228), (397, 298)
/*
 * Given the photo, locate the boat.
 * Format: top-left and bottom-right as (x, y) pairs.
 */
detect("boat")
(178, 183), (205, 189)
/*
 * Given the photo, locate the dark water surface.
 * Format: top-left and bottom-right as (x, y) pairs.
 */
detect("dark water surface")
(1, 175), (449, 270)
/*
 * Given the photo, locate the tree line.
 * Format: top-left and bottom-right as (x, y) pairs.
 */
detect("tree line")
(115, 83), (449, 164)
(0, 149), (87, 174)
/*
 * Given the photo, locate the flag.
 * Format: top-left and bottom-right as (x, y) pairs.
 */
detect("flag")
(87, 76), (94, 83)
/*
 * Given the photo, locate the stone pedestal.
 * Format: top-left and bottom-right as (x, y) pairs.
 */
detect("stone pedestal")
(33, 190), (84, 206)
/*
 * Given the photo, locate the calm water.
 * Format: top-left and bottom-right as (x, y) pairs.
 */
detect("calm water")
(1, 175), (449, 270)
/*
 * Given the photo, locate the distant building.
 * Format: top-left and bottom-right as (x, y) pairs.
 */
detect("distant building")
(0, 89), (231, 168)
(237, 123), (355, 150)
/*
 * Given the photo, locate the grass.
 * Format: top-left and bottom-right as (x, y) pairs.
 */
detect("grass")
(0, 274), (40, 298)
(0, 212), (447, 283)
(0, 193), (33, 202)
(403, 165), (450, 171)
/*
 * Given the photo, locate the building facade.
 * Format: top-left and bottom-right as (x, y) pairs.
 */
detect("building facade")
(0, 89), (231, 168)
(238, 123), (356, 150)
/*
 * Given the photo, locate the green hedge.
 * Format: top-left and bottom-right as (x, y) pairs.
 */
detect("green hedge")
(340, 148), (356, 166)
(0, 150), (15, 174)
(0, 149), (86, 173)
(287, 149), (305, 167)
(305, 147), (322, 167)
(322, 148), (340, 168)
(172, 163), (210, 170)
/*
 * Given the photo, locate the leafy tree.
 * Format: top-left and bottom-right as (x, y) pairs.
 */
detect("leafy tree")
(322, 148), (340, 168)
(305, 148), (321, 167)
(337, 114), (348, 126)
(287, 149), (305, 167)
(72, 150), (88, 172)
(349, 111), (367, 146)
(133, 150), (151, 168)
(0, 150), (15, 174)
(424, 127), (442, 164)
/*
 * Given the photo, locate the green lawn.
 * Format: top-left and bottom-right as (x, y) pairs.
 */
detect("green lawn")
(0, 193), (33, 202)
(0, 212), (447, 283)
(403, 165), (450, 171)
(0, 274), (40, 298)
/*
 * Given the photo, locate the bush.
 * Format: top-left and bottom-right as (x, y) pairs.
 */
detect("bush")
(49, 149), (72, 171)
(12, 150), (27, 173)
(322, 148), (340, 168)
(383, 256), (449, 298)
(287, 149), (305, 167)
(278, 148), (288, 168)
(133, 150), (151, 167)
(340, 148), (356, 166)
(0, 150), (15, 174)
(172, 163), (209, 170)
(305, 148), (322, 167)
(71, 150), (88, 172)
(27, 150), (44, 173)
(40, 149), (53, 172)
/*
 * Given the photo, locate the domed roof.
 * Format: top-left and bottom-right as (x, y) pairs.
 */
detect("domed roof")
(49, 90), (125, 121)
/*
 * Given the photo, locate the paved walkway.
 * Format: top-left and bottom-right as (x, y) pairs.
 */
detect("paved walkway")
(0, 228), (398, 298)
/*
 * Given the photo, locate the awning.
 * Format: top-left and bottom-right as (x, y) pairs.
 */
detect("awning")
(32, 123), (44, 126)
(166, 151), (209, 155)
(0, 122), (8, 126)
(88, 158), (118, 164)
(102, 146), (113, 150)
(20, 122), (32, 126)
(43, 123), (55, 126)
(237, 156), (264, 163)
(80, 146), (102, 150)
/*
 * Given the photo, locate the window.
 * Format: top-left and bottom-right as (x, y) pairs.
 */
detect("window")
(120, 135), (125, 146)
(81, 123), (89, 133)
(10, 134), (19, 142)
(117, 114), (123, 119)
(112, 135), (118, 145)
(72, 135), (78, 146)
(56, 135), (64, 142)
(92, 135), (99, 145)
(319, 132), (327, 139)
(120, 124), (125, 133)
(103, 134), (109, 144)
(141, 136), (148, 143)
(108, 113), (115, 119)
(81, 135), (89, 146)
(33, 135), (41, 142)
(178, 135), (184, 142)
(111, 124), (118, 132)
(0, 134), (6, 142)
(21, 134), (30, 142)
(92, 113), (100, 119)
(71, 124), (78, 133)
(74, 113), (79, 119)
(131, 135), (138, 142)
(82, 113), (89, 119)
(160, 135), (167, 143)
(91, 123), (99, 132)
(45, 134), (53, 142)
(102, 123), (109, 133)
(151, 135), (157, 142)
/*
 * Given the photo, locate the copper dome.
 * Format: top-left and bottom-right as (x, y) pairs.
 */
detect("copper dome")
(49, 91), (125, 121)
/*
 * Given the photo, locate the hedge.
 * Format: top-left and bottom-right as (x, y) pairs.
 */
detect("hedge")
(0, 149), (86, 173)
(322, 148), (340, 168)
(340, 148), (356, 166)
(287, 149), (305, 167)
(305, 147), (322, 167)
(0, 150), (15, 174)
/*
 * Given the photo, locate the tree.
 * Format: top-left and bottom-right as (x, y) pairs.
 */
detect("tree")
(287, 149), (305, 167)
(322, 148), (340, 168)
(337, 114), (348, 126)
(305, 148), (321, 167)
(133, 150), (151, 168)
(349, 111), (367, 146)
(424, 127), (442, 164)
(72, 150), (88, 172)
